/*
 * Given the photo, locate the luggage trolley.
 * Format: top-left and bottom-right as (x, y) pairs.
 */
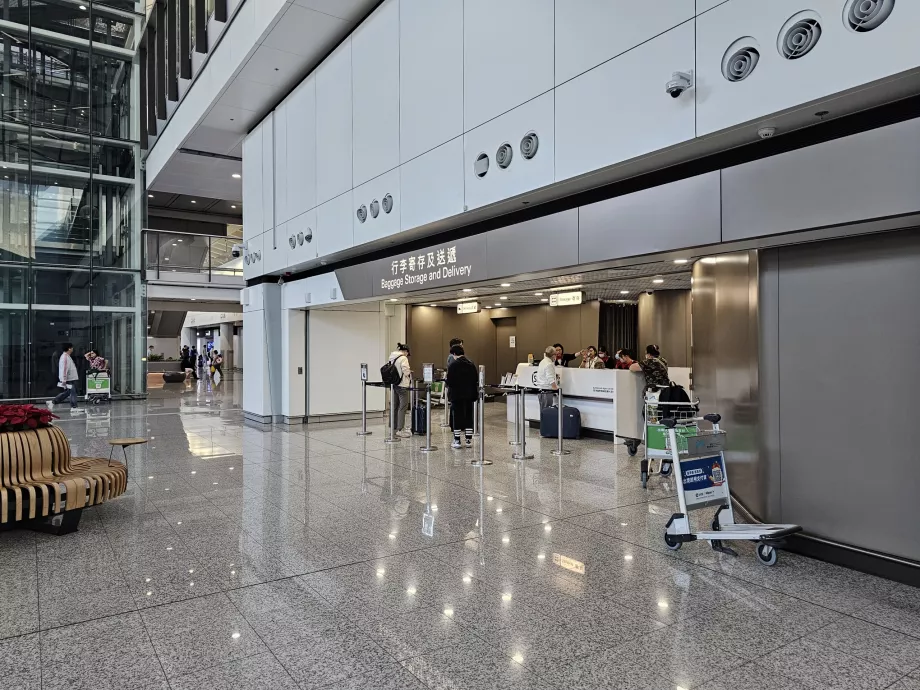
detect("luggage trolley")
(638, 388), (699, 488)
(661, 414), (801, 566)
(85, 371), (111, 405)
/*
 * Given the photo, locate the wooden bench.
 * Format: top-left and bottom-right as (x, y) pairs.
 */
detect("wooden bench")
(1, 425), (128, 534)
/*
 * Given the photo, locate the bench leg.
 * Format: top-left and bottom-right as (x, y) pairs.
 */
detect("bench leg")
(108, 444), (115, 467)
(25, 508), (83, 536)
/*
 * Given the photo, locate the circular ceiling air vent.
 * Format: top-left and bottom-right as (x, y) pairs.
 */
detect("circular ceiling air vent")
(244, 254), (251, 265)
(296, 232), (304, 246)
(370, 199), (380, 218)
(778, 11), (822, 59)
(474, 152), (490, 178)
(382, 194), (393, 214)
(844, 0), (894, 32)
(721, 38), (760, 82)
(520, 132), (539, 160)
(496, 143), (513, 169)
(356, 205), (367, 223)
(304, 227), (313, 243)
(288, 235), (296, 249)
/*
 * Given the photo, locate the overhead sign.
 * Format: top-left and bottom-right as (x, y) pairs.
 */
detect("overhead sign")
(549, 291), (584, 307)
(457, 302), (480, 314)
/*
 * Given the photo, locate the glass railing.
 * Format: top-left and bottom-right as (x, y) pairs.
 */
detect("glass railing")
(144, 230), (243, 281)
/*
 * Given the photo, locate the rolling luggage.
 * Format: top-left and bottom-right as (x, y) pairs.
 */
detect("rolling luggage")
(540, 405), (581, 439)
(411, 403), (427, 436)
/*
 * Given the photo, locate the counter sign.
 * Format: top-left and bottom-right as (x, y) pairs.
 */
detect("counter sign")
(549, 291), (583, 307)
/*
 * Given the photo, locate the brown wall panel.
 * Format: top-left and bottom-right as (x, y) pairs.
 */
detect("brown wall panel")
(637, 290), (691, 367)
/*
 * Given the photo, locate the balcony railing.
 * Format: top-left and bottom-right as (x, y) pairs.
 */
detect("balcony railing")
(144, 230), (242, 281)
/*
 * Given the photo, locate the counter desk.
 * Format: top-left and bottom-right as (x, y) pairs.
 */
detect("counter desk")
(505, 363), (691, 440)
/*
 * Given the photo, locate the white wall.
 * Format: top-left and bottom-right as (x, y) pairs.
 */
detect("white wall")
(241, 0), (920, 280)
(146, 337), (180, 358)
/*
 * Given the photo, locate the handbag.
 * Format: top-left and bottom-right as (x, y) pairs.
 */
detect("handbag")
(210, 365), (216, 374)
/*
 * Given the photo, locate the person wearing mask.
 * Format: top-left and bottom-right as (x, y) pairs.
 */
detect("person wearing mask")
(614, 348), (633, 370)
(578, 346), (606, 370)
(597, 346), (615, 370)
(388, 343), (413, 438)
(445, 345), (478, 450)
(535, 345), (559, 409)
(48, 343), (81, 412)
(553, 344), (577, 368)
(624, 345), (670, 390)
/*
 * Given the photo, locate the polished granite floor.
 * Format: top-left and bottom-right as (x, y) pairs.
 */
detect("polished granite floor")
(3, 375), (920, 690)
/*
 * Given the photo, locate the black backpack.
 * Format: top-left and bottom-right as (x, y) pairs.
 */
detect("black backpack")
(381, 357), (403, 386)
(657, 381), (695, 421)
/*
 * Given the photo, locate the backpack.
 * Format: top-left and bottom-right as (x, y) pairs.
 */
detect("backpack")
(381, 356), (403, 386)
(657, 381), (695, 421)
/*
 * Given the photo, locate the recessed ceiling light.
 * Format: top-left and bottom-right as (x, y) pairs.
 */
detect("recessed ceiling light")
(389, 298), (397, 302)
(191, 298), (196, 301)
(549, 284), (582, 291)
(485, 306), (492, 309)
(494, 303), (501, 307)
(148, 194), (153, 198)
(462, 289), (472, 293)
(231, 173), (241, 179)
(429, 304), (436, 307)
(673, 259), (689, 264)
(79, 4), (86, 9)
(230, 205), (236, 209)
(172, 243), (177, 246)
(653, 279), (664, 284)
(499, 296), (508, 300)
(534, 292), (543, 296)
(620, 290), (629, 294)
(500, 283), (511, 287)
(540, 298), (548, 302)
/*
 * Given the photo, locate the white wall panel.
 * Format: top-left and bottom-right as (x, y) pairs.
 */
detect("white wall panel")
(697, 0), (728, 13)
(286, 208), (318, 268)
(285, 76), (317, 219)
(555, 0), (694, 85)
(241, 127), (262, 241)
(260, 114), (275, 232)
(316, 39), (353, 204)
(555, 22), (696, 183)
(463, 0), (554, 131)
(697, 0), (920, 136)
(243, 232), (264, 280)
(305, 272), (345, 308)
(463, 91), (555, 211)
(353, 168), (400, 247)
(263, 221), (288, 274)
(352, 0), (400, 186)
(315, 192), (354, 259)
(273, 102), (289, 224)
(400, 136), (464, 231)
(399, 0), (463, 162)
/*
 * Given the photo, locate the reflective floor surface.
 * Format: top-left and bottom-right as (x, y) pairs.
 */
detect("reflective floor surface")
(2, 375), (919, 689)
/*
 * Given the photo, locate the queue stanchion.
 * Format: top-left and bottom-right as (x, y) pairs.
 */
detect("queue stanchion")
(471, 365), (492, 466)
(550, 387), (571, 456)
(509, 383), (522, 446)
(440, 383), (451, 428)
(472, 399), (480, 438)
(420, 364), (437, 453)
(512, 387), (533, 461)
(385, 383), (400, 444)
(356, 363), (372, 436)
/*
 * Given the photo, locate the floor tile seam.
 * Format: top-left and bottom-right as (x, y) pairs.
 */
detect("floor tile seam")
(849, 606), (920, 643)
(802, 617), (920, 674)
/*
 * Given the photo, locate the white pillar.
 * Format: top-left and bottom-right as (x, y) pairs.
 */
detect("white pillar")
(219, 322), (233, 368)
(181, 327), (195, 350)
(242, 284), (282, 424)
(281, 309), (306, 424)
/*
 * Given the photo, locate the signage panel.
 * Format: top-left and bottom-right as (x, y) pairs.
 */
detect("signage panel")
(457, 302), (480, 314)
(549, 291), (583, 307)
(680, 455), (729, 508)
(365, 235), (488, 297)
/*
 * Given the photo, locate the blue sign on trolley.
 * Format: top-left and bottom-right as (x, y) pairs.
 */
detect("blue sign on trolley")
(680, 455), (729, 507)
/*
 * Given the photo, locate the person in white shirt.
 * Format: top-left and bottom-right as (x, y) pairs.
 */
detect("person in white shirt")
(388, 343), (413, 437)
(535, 345), (559, 409)
(48, 342), (81, 412)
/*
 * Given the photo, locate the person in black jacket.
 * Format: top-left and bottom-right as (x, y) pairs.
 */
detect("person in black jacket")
(553, 344), (578, 367)
(445, 345), (478, 450)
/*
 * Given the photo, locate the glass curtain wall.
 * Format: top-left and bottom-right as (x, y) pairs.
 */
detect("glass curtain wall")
(0, 0), (144, 400)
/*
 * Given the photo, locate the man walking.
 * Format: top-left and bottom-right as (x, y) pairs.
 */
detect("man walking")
(48, 343), (81, 412)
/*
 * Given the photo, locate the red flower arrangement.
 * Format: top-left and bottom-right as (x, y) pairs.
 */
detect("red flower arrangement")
(0, 404), (58, 431)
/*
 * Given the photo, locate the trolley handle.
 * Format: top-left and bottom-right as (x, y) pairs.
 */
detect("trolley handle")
(661, 412), (722, 429)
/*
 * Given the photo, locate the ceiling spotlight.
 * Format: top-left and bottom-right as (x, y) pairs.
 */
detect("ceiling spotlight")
(540, 298), (548, 302)
(231, 173), (241, 179)
(230, 205), (236, 209)
(549, 284), (582, 291)
(462, 289), (472, 293)
(79, 4), (86, 9)
(620, 290), (629, 294)
(499, 296), (508, 300)
(653, 279), (664, 284)
(500, 283), (511, 287)
(389, 298), (397, 302)
(673, 259), (689, 264)
(148, 194), (153, 198)
(494, 303), (501, 307)
(534, 292), (543, 296)
(177, 239), (183, 242)
(190, 200), (196, 204)
(429, 304), (436, 307)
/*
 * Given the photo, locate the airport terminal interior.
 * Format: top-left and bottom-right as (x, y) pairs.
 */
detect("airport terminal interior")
(2, 0), (920, 689)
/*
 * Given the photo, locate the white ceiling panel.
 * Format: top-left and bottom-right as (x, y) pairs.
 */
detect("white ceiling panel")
(263, 5), (350, 58)
(217, 77), (279, 111)
(200, 103), (258, 134)
(236, 45), (309, 87)
(291, 0), (375, 21)
(182, 125), (245, 156)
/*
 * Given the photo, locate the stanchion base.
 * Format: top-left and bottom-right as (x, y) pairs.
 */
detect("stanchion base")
(356, 431), (373, 436)
(512, 453), (534, 460)
(551, 449), (571, 456)
(384, 437), (401, 444)
(419, 446), (438, 453)
(471, 460), (493, 466)
(509, 441), (521, 446)
(439, 423), (450, 428)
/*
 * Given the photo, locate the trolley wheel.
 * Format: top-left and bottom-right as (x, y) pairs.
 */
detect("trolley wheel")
(711, 519), (721, 532)
(659, 461), (672, 477)
(640, 471), (649, 488)
(626, 440), (639, 456)
(664, 532), (682, 551)
(755, 543), (778, 566)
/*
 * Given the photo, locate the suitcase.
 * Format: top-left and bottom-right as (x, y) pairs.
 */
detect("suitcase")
(411, 404), (427, 436)
(540, 405), (581, 439)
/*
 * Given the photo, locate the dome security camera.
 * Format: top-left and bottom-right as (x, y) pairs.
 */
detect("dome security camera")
(665, 71), (693, 98)
(231, 243), (244, 259)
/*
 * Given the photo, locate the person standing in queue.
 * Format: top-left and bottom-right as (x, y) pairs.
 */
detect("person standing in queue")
(552, 344), (577, 368)
(388, 343), (413, 438)
(536, 345), (559, 409)
(445, 345), (477, 450)
(446, 338), (463, 369)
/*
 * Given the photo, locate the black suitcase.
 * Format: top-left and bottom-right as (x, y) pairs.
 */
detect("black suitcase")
(540, 405), (581, 439)
(411, 404), (427, 436)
